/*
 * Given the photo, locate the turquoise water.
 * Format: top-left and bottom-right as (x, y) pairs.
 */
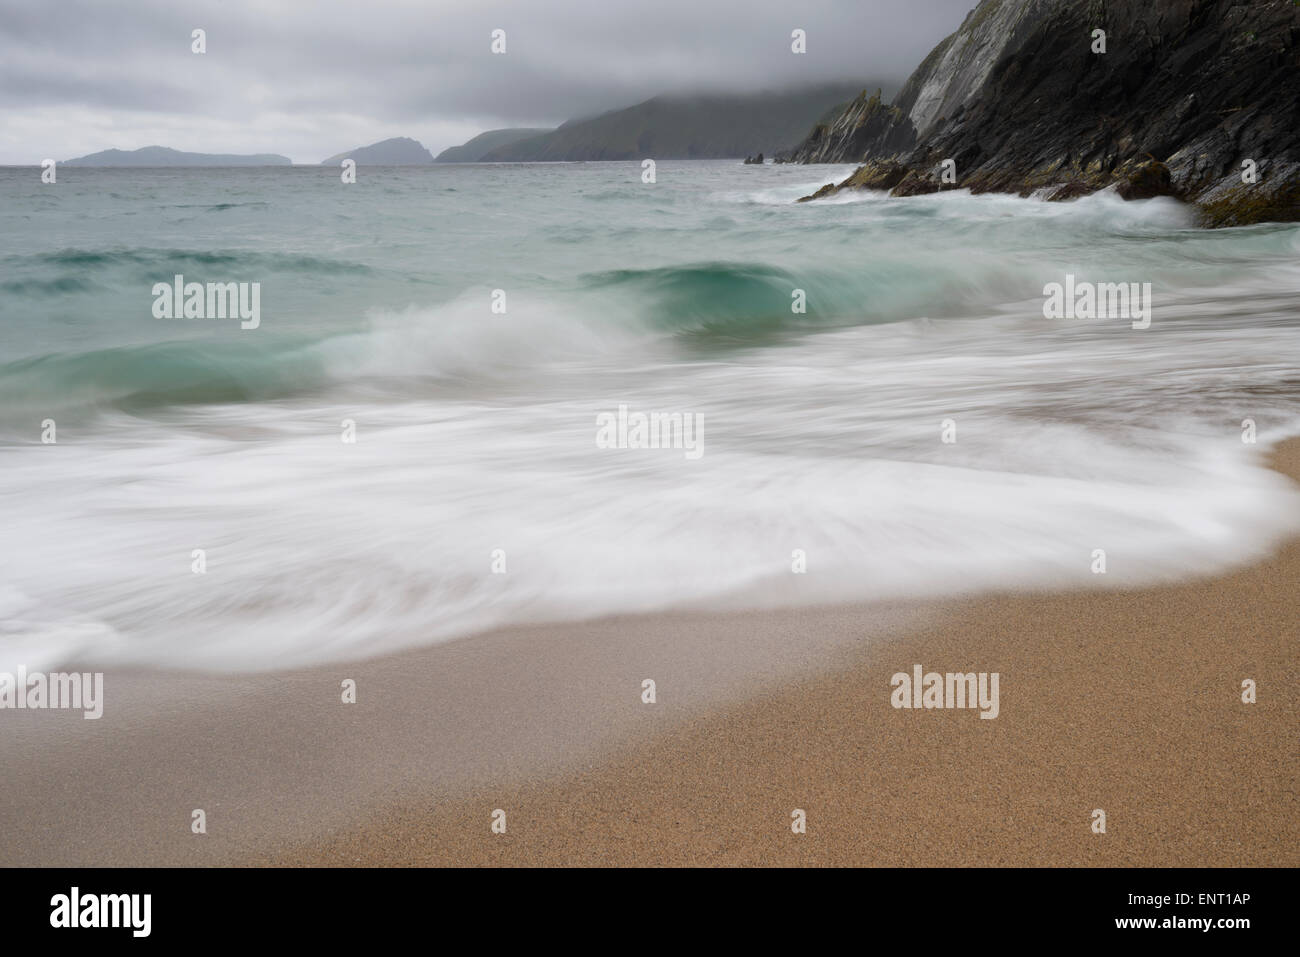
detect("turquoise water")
(2, 161), (1299, 670)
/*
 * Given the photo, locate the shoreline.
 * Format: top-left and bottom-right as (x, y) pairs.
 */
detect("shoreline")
(2, 441), (1297, 866)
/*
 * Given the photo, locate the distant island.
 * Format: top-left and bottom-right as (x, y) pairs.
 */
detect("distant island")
(55, 82), (894, 170)
(434, 129), (554, 163)
(320, 136), (435, 166)
(63, 146), (291, 167)
(438, 84), (887, 162)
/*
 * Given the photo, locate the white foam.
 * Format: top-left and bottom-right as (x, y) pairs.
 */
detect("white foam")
(3, 184), (1299, 673)
(3, 301), (1298, 673)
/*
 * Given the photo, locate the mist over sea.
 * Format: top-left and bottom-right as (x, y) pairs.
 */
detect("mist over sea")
(2, 161), (1299, 672)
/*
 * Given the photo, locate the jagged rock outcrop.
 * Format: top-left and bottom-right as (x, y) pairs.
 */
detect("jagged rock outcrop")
(1195, 160), (1300, 227)
(796, 160), (911, 202)
(792, 0), (1300, 227)
(777, 90), (916, 165)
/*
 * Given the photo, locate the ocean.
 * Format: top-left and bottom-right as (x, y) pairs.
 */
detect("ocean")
(2, 160), (1299, 672)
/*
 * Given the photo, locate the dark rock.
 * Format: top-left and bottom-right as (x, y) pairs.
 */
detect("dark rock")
(1196, 160), (1300, 227)
(1116, 159), (1176, 200)
(796, 182), (839, 203)
(782, 0), (1300, 225)
(1045, 181), (1094, 202)
(781, 89), (916, 165)
(891, 171), (944, 197)
(797, 160), (909, 201)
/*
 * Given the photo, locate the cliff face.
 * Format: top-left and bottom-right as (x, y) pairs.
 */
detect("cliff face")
(891, 0), (1058, 139)
(793, 0), (1300, 226)
(776, 90), (915, 164)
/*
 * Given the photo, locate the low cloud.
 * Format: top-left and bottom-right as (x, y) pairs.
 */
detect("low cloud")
(0, 0), (977, 163)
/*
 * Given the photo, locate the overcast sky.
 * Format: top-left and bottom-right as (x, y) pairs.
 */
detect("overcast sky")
(0, 0), (977, 165)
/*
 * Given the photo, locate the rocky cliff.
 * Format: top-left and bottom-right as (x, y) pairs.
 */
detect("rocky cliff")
(792, 0), (1300, 226)
(775, 89), (915, 164)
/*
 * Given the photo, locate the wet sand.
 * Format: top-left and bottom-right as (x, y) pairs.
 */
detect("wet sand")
(3, 444), (1297, 867)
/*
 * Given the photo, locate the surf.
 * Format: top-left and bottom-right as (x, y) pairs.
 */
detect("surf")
(2, 163), (1299, 674)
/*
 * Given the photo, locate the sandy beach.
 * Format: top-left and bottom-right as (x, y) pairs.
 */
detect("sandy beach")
(0, 440), (1293, 868)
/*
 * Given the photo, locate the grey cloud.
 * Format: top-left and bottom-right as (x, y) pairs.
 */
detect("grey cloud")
(0, 0), (978, 163)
